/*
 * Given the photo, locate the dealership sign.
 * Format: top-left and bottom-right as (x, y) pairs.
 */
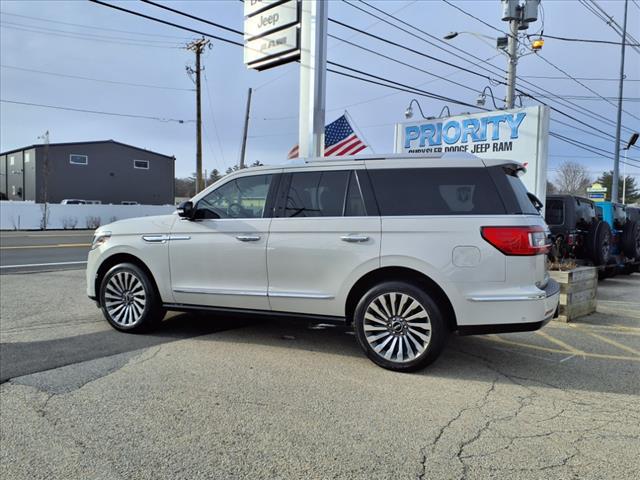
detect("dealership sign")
(587, 183), (607, 202)
(244, 0), (300, 71)
(394, 106), (551, 199)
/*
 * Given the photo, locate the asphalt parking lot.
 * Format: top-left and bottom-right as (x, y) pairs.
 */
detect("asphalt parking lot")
(1, 269), (638, 480)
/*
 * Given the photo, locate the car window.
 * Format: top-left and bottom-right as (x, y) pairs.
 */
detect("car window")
(345, 171), (367, 216)
(545, 199), (564, 225)
(368, 168), (505, 215)
(284, 171), (349, 217)
(503, 171), (539, 215)
(197, 174), (272, 219)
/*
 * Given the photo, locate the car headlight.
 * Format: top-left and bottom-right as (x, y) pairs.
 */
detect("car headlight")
(91, 231), (111, 250)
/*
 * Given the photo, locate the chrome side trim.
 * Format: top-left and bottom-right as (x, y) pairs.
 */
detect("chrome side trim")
(468, 293), (546, 302)
(142, 235), (169, 243)
(143, 234), (191, 243)
(269, 291), (334, 299)
(173, 287), (267, 297)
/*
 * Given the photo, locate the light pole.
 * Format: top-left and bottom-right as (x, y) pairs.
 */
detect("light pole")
(612, 0), (629, 204)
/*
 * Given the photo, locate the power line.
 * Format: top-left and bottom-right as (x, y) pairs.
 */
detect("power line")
(0, 22), (182, 49)
(140, 0), (243, 36)
(0, 20), (182, 45)
(1, 99), (193, 123)
(531, 48), (640, 121)
(441, 0), (505, 34)
(346, 0), (637, 137)
(88, 0), (244, 48)
(0, 10), (190, 39)
(327, 33), (480, 95)
(534, 33), (640, 46)
(88, 0), (637, 159)
(521, 75), (640, 82)
(0, 64), (194, 91)
(403, 0), (640, 134)
(579, 0), (640, 55)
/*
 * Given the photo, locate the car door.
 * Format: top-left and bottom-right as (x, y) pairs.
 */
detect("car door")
(267, 166), (381, 317)
(169, 172), (279, 310)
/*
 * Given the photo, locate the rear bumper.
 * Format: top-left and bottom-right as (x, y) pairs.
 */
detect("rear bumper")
(457, 279), (560, 336)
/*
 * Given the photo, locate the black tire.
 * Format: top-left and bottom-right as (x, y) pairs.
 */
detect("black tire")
(585, 220), (611, 266)
(621, 220), (640, 260)
(99, 263), (165, 333)
(353, 281), (448, 372)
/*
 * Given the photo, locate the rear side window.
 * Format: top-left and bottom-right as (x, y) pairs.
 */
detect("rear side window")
(545, 199), (564, 225)
(368, 168), (506, 216)
(504, 172), (539, 215)
(284, 171), (349, 217)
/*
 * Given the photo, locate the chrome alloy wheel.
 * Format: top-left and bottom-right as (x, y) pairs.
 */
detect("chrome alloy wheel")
(363, 292), (431, 363)
(104, 271), (147, 327)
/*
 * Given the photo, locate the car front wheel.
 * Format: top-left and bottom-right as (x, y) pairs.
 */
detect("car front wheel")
(99, 263), (165, 333)
(354, 281), (448, 372)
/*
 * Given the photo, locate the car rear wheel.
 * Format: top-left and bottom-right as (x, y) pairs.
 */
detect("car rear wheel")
(621, 220), (640, 260)
(586, 220), (611, 266)
(354, 281), (448, 372)
(99, 263), (165, 333)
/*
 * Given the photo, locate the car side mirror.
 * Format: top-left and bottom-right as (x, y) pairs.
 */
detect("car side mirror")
(177, 201), (194, 219)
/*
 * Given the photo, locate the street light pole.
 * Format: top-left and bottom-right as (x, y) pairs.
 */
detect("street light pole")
(611, 0), (629, 204)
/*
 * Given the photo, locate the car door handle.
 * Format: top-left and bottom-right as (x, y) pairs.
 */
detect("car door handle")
(341, 234), (370, 243)
(236, 234), (261, 242)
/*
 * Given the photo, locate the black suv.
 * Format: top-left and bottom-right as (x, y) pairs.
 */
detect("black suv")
(545, 194), (611, 265)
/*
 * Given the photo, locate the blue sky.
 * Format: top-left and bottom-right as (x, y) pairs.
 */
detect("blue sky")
(1, 0), (638, 180)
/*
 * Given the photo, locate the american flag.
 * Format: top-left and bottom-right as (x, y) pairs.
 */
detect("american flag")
(287, 114), (367, 159)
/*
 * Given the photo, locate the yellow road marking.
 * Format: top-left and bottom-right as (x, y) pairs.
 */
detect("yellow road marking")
(0, 243), (91, 250)
(581, 330), (640, 357)
(536, 330), (585, 355)
(484, 335), (640, 362)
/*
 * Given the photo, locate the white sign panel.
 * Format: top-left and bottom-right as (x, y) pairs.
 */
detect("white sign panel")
(394, 106), (550, 201)
(244, 0), (298, 40)
(244, 0), (287, 18)
(244, 24), (299, 66)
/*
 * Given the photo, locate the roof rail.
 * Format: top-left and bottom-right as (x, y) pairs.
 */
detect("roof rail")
(302, 152), (478, 163)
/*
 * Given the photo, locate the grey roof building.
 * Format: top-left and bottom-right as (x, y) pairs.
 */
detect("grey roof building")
(0, 140), (175, 205)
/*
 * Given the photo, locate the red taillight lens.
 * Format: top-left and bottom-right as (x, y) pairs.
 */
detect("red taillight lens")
(481, 226), (550, 256)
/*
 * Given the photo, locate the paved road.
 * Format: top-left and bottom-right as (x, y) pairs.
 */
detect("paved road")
(1, 270), (638, 479)
(0, 231), (92, 273)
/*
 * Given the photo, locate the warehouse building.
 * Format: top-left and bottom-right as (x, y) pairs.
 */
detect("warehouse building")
(0, 140), (175, 205)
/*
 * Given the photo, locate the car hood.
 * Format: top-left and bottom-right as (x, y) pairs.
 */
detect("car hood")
(96, 214), (178, 236)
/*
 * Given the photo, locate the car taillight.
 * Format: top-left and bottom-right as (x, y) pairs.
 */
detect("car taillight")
(481, 226), (550, 256)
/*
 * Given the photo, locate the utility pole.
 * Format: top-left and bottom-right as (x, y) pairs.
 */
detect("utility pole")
(239, 87), (252, 169)
(611, 0), (629, 204)
(501, 0), (540, 109)
(187, 38), (210, 194)
(505, 16), (519, 109)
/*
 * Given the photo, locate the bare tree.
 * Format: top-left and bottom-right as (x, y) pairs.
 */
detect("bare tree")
(554, 161), (592, 196)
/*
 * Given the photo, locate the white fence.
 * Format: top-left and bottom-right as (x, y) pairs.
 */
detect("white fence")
(0, 201), (176, 230)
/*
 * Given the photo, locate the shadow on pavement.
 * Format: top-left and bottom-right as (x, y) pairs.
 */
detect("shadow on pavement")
(0, 313), (253, 383)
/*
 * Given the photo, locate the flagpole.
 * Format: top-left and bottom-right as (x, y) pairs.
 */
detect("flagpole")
(344, 110), (374, 154)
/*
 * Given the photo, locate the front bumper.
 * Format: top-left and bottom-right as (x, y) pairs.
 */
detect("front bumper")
(457, 279), (560, 336)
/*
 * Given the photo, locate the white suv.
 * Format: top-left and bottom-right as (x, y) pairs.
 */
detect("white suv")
(87, 154), (559, 371)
